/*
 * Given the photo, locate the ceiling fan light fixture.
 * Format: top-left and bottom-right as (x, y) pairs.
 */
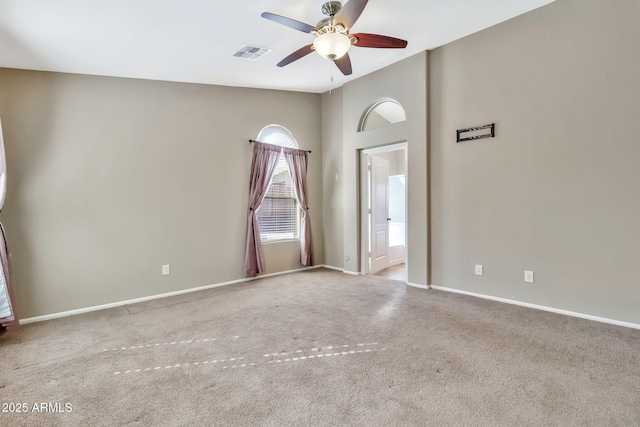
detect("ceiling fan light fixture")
(261, 0), (408, 76)
(313, 32), (350, 61)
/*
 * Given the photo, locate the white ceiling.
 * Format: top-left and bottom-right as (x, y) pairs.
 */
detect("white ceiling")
(0, 0), (554, 93)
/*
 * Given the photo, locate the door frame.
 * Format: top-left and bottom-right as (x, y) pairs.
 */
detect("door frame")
(360, 142), (408, 280)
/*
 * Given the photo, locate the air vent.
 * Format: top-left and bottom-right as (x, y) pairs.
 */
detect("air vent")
(233, 45), (272, 61)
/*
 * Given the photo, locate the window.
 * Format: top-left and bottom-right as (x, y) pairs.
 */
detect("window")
(358, 99), (406, 132)
(256, 125), (299, 242)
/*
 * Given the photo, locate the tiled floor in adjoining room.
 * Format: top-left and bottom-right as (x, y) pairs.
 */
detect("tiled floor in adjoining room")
(374, 263), (406, 282)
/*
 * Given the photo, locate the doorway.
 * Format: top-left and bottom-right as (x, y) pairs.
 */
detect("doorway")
(360, 143), (408, 283)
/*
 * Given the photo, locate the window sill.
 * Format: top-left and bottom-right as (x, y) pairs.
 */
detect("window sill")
(261, 239), (300, 245)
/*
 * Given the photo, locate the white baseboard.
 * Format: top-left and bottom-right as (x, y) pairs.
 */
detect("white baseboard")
(21, 265), (324, 325)
(343, 270), (361, 276)
(321, 265), (344, 273)
(254, 265), (324, 279)
(430, 285), (640, 330)
(407, 282), (428, 290)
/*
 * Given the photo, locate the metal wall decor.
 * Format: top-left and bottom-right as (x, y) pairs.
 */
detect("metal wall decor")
(456, 123), (495, 143)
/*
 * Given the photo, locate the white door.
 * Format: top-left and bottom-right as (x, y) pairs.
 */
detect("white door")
(370, 154), (390, 274)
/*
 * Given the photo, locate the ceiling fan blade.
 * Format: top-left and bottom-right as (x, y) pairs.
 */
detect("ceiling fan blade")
(261, 12), (316, 34)
(277, 44), (315, 67)
(334, 53), (353, 76)
(351, 33), (408, 49)
(334, 0), (369, 29)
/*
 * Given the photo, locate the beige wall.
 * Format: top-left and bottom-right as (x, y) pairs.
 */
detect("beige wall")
(430, 0), (640, 323)
(322, 52), (428, 285)
(0, 69), (323, 318)
(321, 88), (344, 269)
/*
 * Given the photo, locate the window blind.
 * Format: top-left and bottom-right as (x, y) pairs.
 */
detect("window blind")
(257, 168), (299, 242)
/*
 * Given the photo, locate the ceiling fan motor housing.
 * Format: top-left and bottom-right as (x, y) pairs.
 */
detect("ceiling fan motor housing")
(321, 1), (342, 17)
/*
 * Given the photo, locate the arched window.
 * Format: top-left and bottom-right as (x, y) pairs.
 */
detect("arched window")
(256, 125), (299, 242)
(358, 99), (406, 132)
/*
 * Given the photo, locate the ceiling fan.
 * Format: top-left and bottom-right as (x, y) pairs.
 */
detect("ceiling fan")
(261, 0), (408, 76)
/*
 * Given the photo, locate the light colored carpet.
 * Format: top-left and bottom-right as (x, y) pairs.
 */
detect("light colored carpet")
(1, 268), (639, 426)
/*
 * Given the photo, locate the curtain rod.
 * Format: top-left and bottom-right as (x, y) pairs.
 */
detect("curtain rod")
(248, 140), (311, 153)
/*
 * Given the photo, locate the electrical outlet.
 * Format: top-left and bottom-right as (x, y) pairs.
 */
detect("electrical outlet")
(162, 264), (170, 276)
(475, 265), (483, 276)
(524, 270), (534, 283)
